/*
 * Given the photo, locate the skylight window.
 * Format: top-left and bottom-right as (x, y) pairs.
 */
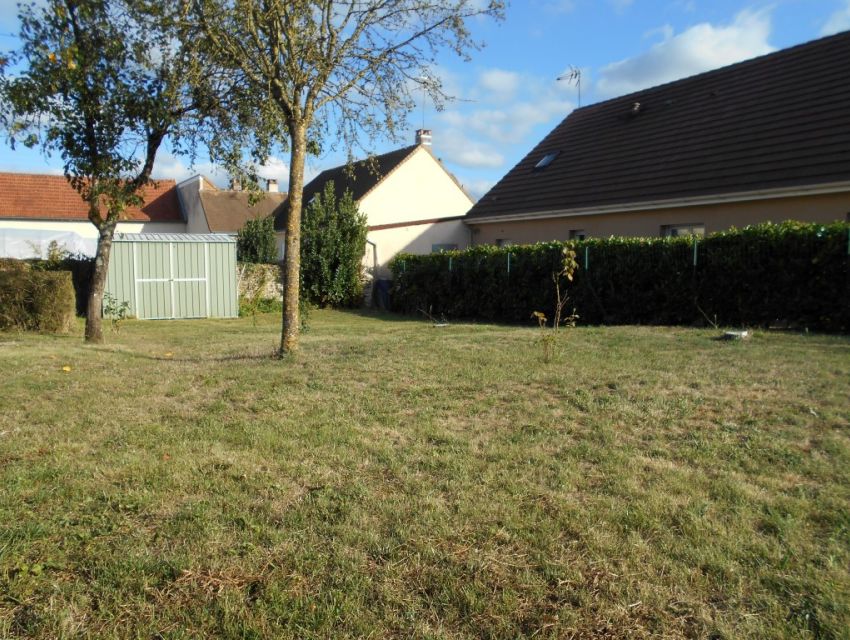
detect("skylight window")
(533, 151), (560, 171)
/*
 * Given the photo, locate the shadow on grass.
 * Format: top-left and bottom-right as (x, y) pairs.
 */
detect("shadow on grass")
(92, 346), (279, 364)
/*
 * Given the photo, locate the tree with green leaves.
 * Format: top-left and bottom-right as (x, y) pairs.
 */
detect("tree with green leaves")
(0, 0), (217, 343)
(192, 0), (504, 355)
(237, 215), (278, 264)
(301, 181), (367, 308)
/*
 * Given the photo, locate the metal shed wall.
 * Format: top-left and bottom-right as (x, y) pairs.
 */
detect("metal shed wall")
(105, 233), (237, 319)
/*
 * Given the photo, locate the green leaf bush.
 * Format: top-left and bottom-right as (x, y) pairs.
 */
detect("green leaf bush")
(301, 181), (368, 308)
(0, 265), (76, 333)
(390, 221), (850, 331)
(237, 216), (278, 264)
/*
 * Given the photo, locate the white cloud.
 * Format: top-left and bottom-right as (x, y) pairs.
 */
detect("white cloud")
(435, 130), (505, 169)
(431, 67), (574, 168)
(543, 0), (576, 14)
(461, 178), (497, 200)
(152, 151), (294, 189)
(595, 8), (775, 98)
(478, 68), (521, 99)
(821, 0), (850, 35)
(610, 0), (634, 13)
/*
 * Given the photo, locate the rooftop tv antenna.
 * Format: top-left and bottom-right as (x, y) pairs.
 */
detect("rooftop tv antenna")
(418, 75), (430, 129)
(557, 66), (582, 107)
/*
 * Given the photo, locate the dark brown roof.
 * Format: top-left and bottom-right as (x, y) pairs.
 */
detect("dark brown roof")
(0, 173), (183, 222)
(199, 190), (287, 233)
(274, 146), (418, 231)
(466, 31), (850, 221)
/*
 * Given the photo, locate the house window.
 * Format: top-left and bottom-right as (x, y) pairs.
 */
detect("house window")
(495, 238), (513, 247)
(533, 151), (560, 171)
(661, 223), (705, 238)
(431, 243), (457, 253)
(569, 229), (586, 240)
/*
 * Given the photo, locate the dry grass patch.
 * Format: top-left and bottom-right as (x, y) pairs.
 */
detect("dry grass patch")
(1, 311), (848, 638)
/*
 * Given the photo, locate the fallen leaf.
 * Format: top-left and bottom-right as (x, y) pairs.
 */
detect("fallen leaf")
(164, 352), (173, 358)
(62, 366), (71, 372)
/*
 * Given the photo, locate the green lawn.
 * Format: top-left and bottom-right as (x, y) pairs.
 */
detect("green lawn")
(1, 311), (849, 638)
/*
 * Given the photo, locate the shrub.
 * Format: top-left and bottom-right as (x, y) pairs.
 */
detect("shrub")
(237, 215), (278, 264)
(301, 180), (368, 307)
(0, 269), (75, 333)
(390, 221), (850, 332)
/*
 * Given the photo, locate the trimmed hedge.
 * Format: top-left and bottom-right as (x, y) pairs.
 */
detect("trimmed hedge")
(389, 221), (850, 331)
(0, 267), (76, 333)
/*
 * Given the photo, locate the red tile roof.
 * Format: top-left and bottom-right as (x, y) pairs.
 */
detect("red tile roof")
(466, 31), (850, 221)
(0, 173), (184, 223)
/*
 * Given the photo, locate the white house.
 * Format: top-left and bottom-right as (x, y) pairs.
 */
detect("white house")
(275, 130), (474, 278)
(0, 173), (185, 258)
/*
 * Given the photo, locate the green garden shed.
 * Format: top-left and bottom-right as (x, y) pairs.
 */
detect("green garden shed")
(104, 233), (238, 320)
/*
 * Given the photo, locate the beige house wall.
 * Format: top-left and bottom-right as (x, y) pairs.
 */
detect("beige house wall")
(176, 176), (211, 234)
(468, 192), (850, 245)
(359, 147), (474, 226)
(366, 219), (469, 279)
(275, 146), (475, 272)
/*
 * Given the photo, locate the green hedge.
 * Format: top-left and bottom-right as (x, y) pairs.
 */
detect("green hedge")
(389, 221), (850, 331)
(0, 267), (76, 333)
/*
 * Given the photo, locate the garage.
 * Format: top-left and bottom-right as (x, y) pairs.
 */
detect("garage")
(104, 233), (238, 319)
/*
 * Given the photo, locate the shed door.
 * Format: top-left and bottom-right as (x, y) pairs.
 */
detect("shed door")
(133, 242), (209, 319)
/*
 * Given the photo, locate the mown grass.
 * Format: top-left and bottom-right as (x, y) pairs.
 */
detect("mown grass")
(1, 311), (849, 639)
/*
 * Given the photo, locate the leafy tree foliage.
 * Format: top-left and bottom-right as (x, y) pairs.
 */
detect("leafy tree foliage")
(192, 0), (504, 354)
(237, 216), (278, 264)
(301, 181), (367, 308)
(0, 0), (213, 343)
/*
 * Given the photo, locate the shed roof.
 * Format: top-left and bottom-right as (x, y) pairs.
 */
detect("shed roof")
(466, 30), (850, 221)
(0, 173), (183, 223)
(114, 233), (236, 243)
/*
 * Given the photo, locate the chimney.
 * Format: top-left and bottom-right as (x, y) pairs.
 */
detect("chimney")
(229, 178), (242, 191)
(267, 178), (279, 193)
(415, 129), (432, 147)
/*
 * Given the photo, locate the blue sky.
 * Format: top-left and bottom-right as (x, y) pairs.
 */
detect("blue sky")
(1, 0), (849, 199)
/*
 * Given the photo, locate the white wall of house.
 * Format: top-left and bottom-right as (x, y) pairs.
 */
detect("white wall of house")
(0, 219), (186, 258)
(359, 147), (473, 226)
(274, 147), (474, 272)
(366, 220), (468, 279)
(361, 146), (473, 277)
(176, 176), (212, 234)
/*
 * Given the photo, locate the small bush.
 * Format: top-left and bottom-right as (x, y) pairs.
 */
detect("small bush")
(0, 269), (75, 333)
(301, 181), (368, 308)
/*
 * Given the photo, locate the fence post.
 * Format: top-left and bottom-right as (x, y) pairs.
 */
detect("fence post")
(507, 252), (512, 274)
(448, 256), (453, 272)
(693, 237), (699, 267)
(584, 246), (589, 270)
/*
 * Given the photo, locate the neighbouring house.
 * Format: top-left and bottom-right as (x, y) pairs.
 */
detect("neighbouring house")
(464, 31), (850, 245)
(0, 172), (288, 259)
(0, 173), (184, 258)
(276, 130), (474, 279)
(175, 174), (287, 236)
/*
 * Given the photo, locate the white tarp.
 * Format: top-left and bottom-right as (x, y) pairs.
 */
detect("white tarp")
(0, 228), (96, 259)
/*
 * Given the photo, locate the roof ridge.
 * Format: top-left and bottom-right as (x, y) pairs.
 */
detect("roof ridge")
(572, 29), (850, 114)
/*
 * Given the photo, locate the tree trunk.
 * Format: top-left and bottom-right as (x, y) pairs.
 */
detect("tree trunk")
(84, 219), (118, 344)
(280, 121), (308, 355)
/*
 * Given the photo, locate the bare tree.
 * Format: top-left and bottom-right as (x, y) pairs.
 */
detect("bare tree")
(193, 0), (505, 355)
